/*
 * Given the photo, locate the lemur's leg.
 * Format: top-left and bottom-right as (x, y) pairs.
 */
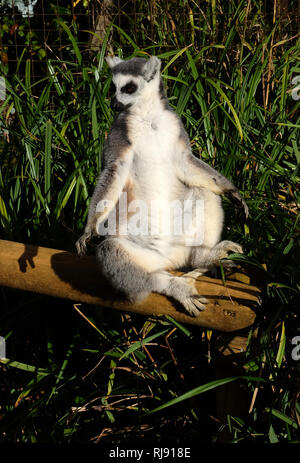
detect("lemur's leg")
(188, 240), (243, 275)
(96, 238), (208, 316)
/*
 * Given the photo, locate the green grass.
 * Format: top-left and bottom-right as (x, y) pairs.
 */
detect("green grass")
(0, 0), (300, 444)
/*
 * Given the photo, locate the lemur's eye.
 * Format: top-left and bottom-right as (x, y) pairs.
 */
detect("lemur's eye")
(121, 82), (137, 94)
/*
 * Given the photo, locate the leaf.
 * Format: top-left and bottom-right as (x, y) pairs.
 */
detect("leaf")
(107, 359), (116, 396)
(47, 60), (63, 96)
(119, 329), (169, 360)
(0, 358), (49, 376)
(0, 195), (8, 222)
(205, 77), (244, 140)
(147, 376), (266, 415)
(14, 375), (46, 408)
(283, 239), (294, 256)
(161, 44), (193, 73)
(164, 315), (192, 338)
(44, 120), (52, 205)
(266, 408), (298, 429)
(56, 20), (82, 66)
(112, 24), (139, 51)
(55, 175), (77, 219)
(269, 424), (279, 443)
(47, 339), (76, 404)
(275, 322), (286, 369)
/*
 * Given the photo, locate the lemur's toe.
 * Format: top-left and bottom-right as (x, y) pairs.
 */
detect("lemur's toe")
(218, 240), (243, 255)
(182, 269), (204, 281)
(181, 295), (207, 317)
(228, 243), (243, 254)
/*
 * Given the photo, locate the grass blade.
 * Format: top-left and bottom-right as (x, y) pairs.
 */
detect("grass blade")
(56, 20), (82, 66)
(266, 408), (298, 429)
(119, 329), (169, 360)
(147, 376), (266, 415)
(44, 120), (52, 205)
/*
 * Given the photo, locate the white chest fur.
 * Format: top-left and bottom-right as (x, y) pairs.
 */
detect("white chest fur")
(123, 106), (194, 258)
(128, 106), (180, 199)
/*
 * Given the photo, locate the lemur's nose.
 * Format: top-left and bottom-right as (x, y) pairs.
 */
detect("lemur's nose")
(111, 97), (125, 112)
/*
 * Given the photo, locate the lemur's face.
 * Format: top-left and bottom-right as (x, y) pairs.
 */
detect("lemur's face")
(106, 56), (162, 112)
(110, 74), (143, 112)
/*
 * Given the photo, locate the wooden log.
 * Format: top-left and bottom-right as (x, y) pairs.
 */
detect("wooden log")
(0, 239), (260, 332)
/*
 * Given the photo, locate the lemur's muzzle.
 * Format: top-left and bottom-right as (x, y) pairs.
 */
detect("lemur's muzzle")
(111, 97), (126, 112)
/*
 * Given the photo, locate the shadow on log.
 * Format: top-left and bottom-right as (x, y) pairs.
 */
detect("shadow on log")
(0, 239), (260, 332)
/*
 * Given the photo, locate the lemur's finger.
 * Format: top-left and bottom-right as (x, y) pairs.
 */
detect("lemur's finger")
(76, 237), (87, 257)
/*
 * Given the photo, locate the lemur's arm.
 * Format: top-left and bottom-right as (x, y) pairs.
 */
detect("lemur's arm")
(176, 146), (248, 218)
(76, 118), (134, 256)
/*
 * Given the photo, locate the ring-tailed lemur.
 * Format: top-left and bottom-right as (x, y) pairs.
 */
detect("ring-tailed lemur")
(76, 55), (248, 317)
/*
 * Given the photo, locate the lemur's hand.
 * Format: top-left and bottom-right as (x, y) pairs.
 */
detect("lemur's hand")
(228, 189), (249, 219)
(76, 231), (92, 257)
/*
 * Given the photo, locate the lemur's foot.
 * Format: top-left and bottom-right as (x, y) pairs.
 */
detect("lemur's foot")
(169, 276), (208, 317)
(180, 295), (208, 317)
(214, 240), (243, 269)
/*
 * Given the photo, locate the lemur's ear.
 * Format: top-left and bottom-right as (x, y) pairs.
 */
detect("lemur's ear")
(105, 56), (123, 69)
(143, 56), (161, 82)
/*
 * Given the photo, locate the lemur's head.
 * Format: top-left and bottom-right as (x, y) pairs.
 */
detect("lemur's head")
(106, 56), (165, 112)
